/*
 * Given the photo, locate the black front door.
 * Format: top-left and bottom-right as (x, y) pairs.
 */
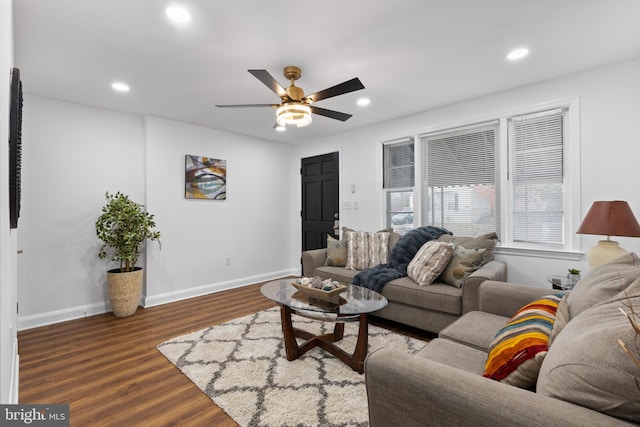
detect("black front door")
(301, 152), (339, 251)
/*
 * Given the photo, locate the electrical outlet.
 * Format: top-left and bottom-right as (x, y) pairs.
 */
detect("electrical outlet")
(225, 257), (231, 265)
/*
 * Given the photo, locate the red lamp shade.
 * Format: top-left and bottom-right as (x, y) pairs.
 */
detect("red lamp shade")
(576, 201), (640, 237)
(576, 201), (640, 268)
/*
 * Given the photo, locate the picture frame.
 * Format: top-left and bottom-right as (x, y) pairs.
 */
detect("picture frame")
(185, 155), (227, 200)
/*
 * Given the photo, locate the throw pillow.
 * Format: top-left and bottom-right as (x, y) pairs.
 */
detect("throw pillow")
(537, 292), (640, 423)
(548, 294), (569, 347)
(324, 235), (347, 267)
(483, 294), (563, 389)
(439, 244), (486, 288)
(566, 252), (640, 319)
(407, 241), (455, 286)
(437, 232), (498, 265)
(344, 230), (391, 270)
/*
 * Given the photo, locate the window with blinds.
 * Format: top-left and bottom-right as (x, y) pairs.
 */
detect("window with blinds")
(383, 139), (414, 188)
(509, 108), (566, 245)
(381, 103), (574, 251)
(421, 123), (500, 237)
(383, 139), (415, 233)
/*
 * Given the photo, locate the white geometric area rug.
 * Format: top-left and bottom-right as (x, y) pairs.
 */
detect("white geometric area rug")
(157, 307), (426, 427)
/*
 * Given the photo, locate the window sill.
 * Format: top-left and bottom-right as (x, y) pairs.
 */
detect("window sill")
(495, 246), (584, 261)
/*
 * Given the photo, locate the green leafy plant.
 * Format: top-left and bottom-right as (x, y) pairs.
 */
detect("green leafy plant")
(96, 192), (161, 272)
(568, 268), (581, 275)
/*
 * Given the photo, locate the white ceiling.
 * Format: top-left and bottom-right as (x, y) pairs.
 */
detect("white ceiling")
(13, 0), (640, 144)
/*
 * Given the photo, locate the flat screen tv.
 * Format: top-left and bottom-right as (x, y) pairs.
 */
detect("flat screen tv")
(9, 67), (23, 229)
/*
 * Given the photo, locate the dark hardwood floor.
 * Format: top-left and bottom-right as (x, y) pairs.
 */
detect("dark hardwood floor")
(18, 279), (433, 426)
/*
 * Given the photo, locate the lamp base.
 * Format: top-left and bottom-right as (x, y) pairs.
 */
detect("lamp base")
(587, 239), (627, 268)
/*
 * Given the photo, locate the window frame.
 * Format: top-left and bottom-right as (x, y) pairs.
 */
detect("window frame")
(382, 137), (417, 234)
(380, 97), (582, 259)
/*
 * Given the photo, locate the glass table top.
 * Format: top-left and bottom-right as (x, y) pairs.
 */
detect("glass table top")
(260, 279), (388, 317)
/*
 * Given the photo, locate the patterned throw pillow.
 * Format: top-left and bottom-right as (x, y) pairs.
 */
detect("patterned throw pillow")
(483, 294), (563, 389)
(344, 230), (391, 270)
(439, 245), (486, 288)
(407, 241), (455, 286)
(324, 235), (347, 267)
(437, 232), (498, 265)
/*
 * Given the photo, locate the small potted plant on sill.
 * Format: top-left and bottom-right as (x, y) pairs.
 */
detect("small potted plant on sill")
(96, 191), (161, 317)
(567, 268), (581, 288)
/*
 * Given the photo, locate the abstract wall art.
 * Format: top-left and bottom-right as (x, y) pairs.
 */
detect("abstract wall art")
(185, 155), (227, 200)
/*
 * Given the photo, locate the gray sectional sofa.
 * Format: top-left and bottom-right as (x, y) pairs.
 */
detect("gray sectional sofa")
(365, 253), (640, 426)
(301, 229), (507, 333)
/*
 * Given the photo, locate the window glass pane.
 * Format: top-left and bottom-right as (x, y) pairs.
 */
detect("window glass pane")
(421, 124), (499, 237)
(384, 141), (414, 188)
(386, 191), (414, 234)
(510, 110), (565, 245)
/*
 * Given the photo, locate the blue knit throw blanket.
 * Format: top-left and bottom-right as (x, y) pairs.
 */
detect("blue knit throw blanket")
(352, 226), (451, 292)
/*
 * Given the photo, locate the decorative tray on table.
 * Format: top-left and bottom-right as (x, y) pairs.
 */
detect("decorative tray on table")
(291, 276), (347, 303)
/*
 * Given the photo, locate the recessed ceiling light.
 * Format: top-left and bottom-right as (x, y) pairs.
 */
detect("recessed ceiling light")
(507, 48), (529, 61)
(357, 97), (371, 107)
(275, 125), (286, 132)
(166, 6), (191, 23)
(111, 82), (130, 92)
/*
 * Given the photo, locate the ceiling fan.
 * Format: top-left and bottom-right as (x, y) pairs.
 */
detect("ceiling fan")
(215, 66), (365, 128)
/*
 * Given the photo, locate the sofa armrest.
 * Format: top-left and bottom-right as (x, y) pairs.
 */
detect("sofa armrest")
(478, 280), (561, 317)
(365, 348), (630, 427)
(461, 260), (507, 314)
(301, 248), (328, 277)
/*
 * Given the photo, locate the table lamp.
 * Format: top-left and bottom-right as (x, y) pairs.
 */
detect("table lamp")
(576, 201), (640, 268)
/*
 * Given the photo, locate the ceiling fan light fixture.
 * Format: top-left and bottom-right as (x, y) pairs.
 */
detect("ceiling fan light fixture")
(276, 103), (312, 127)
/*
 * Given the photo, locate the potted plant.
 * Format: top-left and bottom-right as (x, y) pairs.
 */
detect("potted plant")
(96, 191), (161, 317)
(567, 268), (581, 288)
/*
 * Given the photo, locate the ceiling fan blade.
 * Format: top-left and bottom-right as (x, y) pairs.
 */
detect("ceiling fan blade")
(304, 77), (365, 103)
(248, 69), (287, 98)
(215, 104), (277, 108)
(309, 106), (353, 122)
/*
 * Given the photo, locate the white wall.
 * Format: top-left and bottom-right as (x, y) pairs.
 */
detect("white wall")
(18, 96), (145, 326)
(143, 117), (296, 306)
(0, 0), (18, 403)
(17, 100), (298, 329)
(294, 58), (640, 287)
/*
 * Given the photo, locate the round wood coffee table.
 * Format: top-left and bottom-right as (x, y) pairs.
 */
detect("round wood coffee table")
(260, 279), (388, 374)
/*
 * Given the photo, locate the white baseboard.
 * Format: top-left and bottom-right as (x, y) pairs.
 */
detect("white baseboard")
(17, 269), (297, 331)
(18, 301), (110, 331)
(143, 269), (297, 308)
(10, 340), (18, 404)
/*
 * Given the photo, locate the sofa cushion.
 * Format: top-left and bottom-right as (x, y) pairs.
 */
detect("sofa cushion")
(566, 252), (640, 319)
(313, 265), (359, 284)
(438, 232), (498, 265)
(548, 294), (569, 346)
(439, 245), (486, 288)
(381, 277), (462, 315)
(407, 241), (455, 286)
(345, 230), (391, 270)
(537, 289), (640, 423)
(483, 294), (562, 389)
(324, 235), (347, 267)
(416, 337), (487, 375)
(439, 311), (509, 352)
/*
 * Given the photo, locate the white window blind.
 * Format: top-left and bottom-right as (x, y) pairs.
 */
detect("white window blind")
(383, 139), (414, 189)
(510, 108), (566, 245)
(422, 123), (499, 237)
